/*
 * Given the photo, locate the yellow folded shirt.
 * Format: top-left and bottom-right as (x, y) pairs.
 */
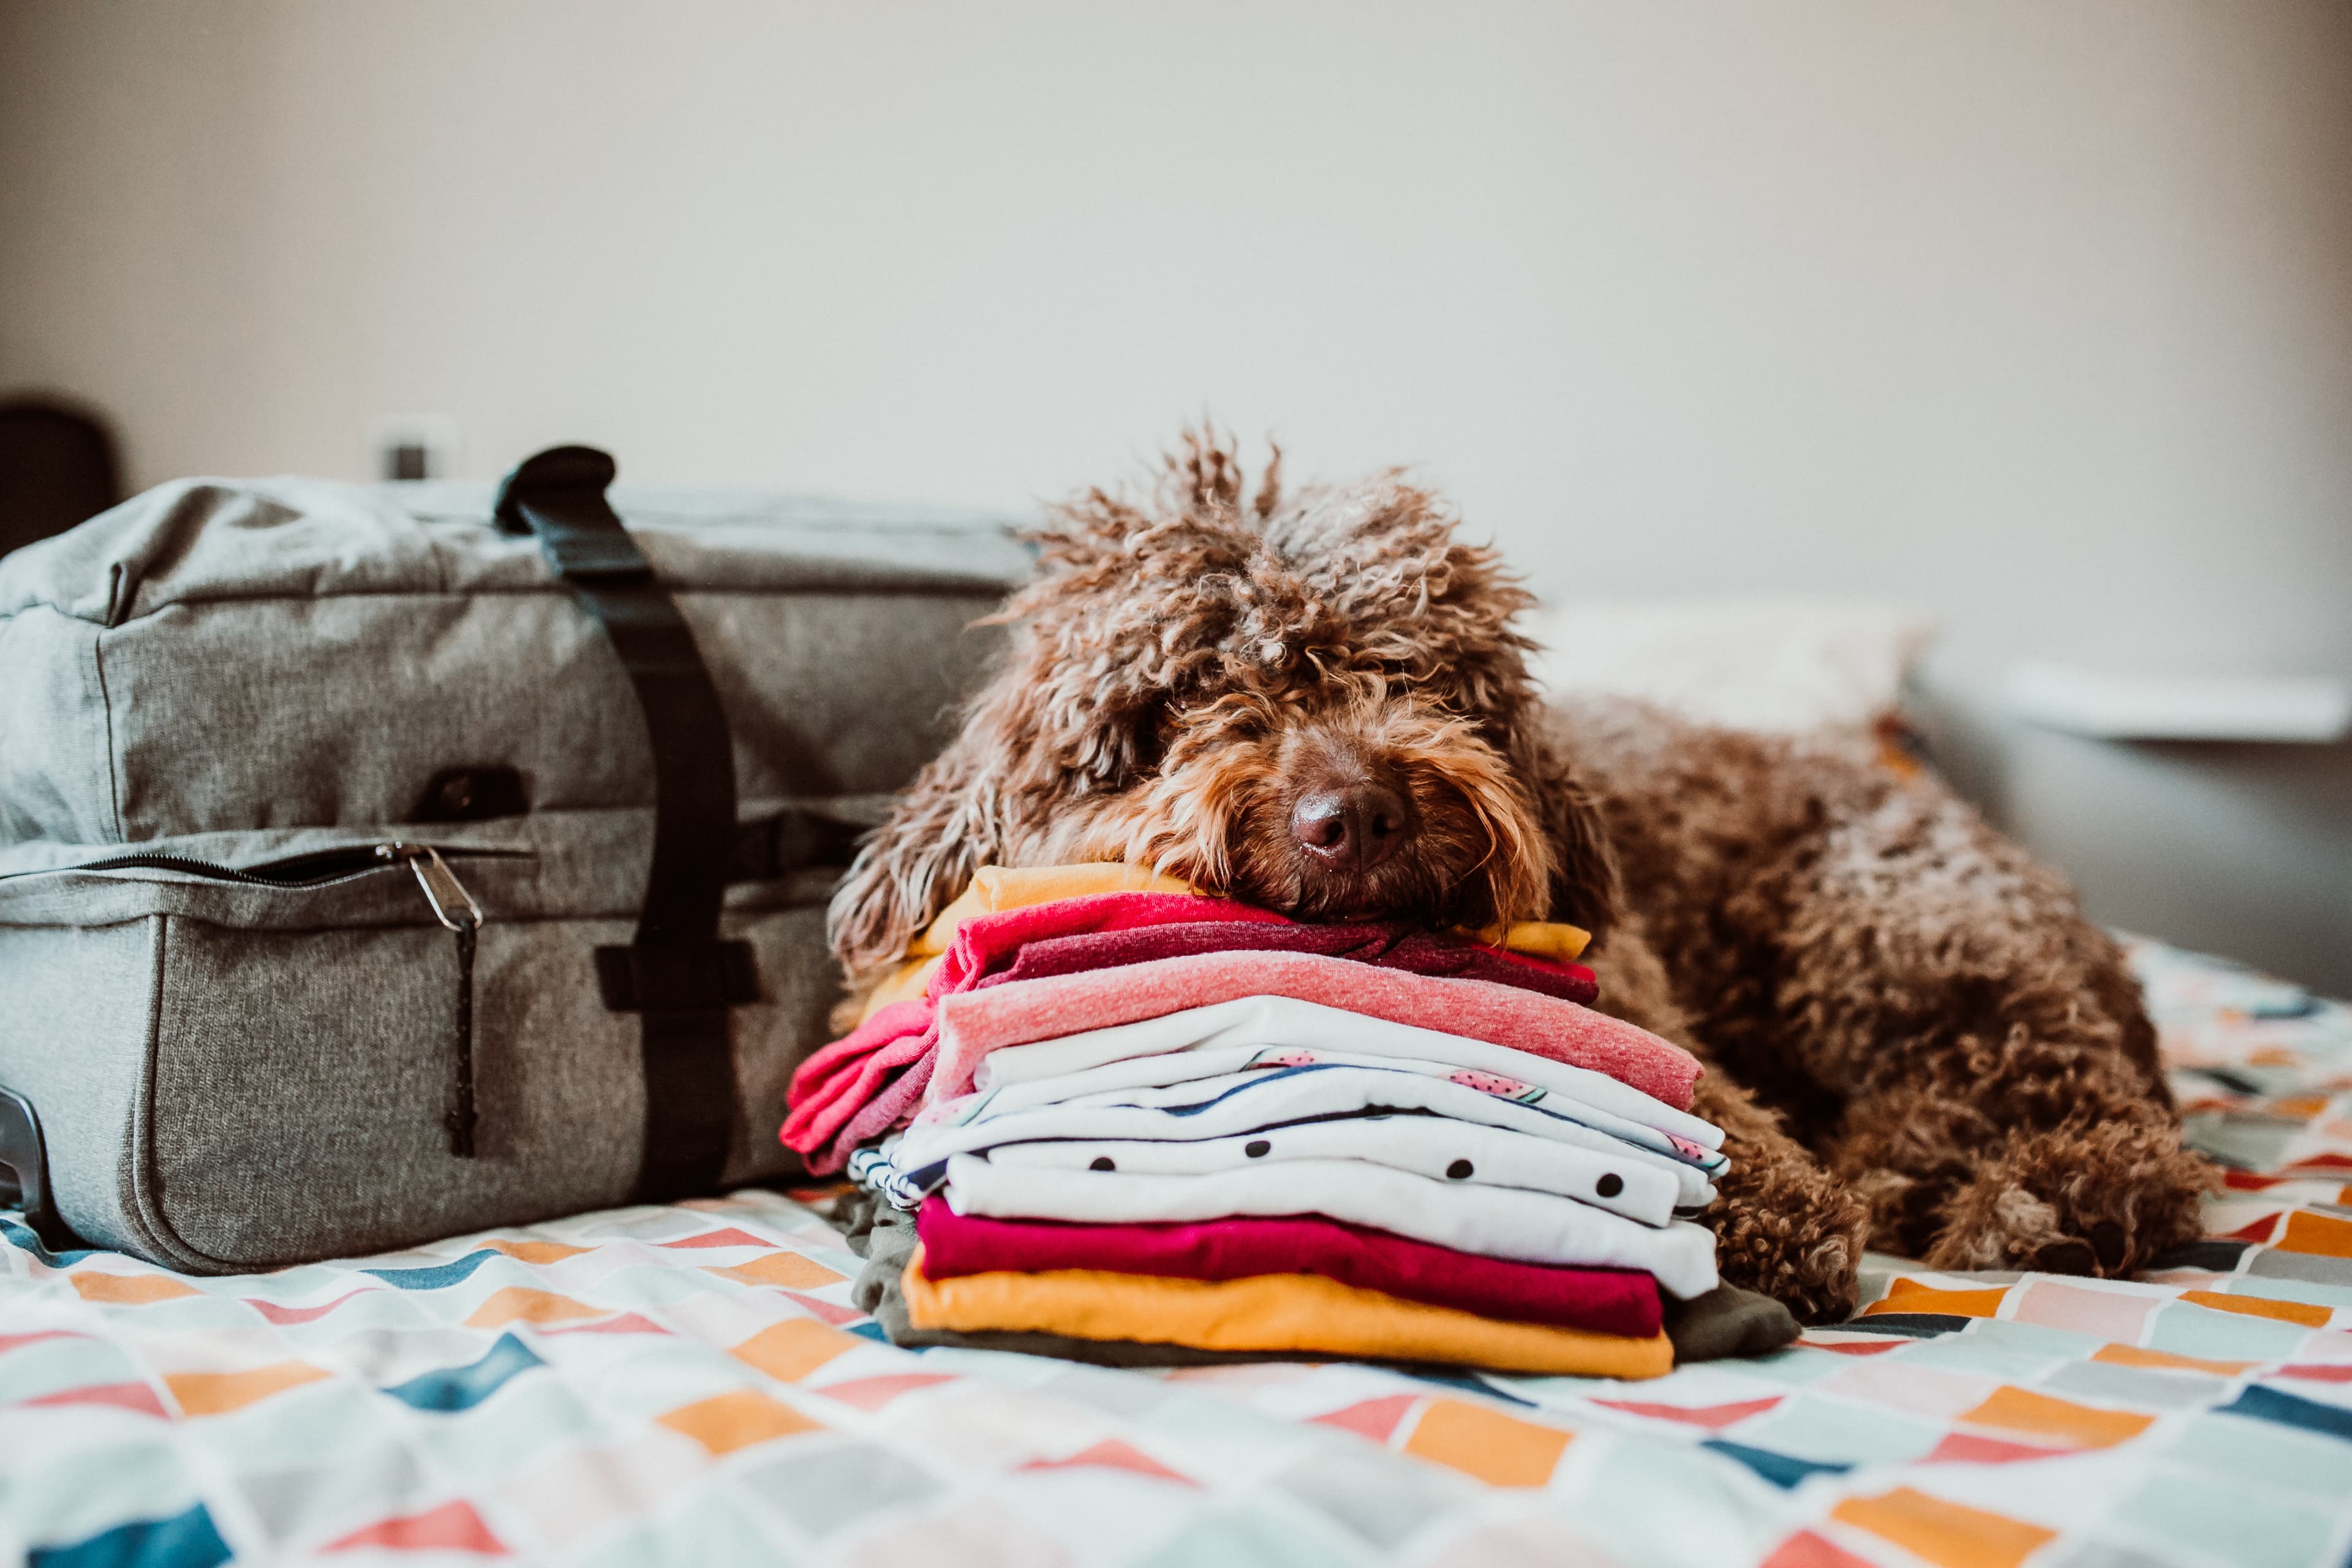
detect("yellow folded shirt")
(906, 864), (1200, 957)
(901, 1247), (1671, 1379)
(1472, 920), (1592, 964)
(859, 862), (1593, 1025)
(861, 864), (1197, 1018)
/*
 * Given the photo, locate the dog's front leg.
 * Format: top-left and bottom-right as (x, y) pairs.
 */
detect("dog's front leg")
(1820, 1054), (2213, 1278)
(1586, 922), (1868, 1323)
(1691, 1069), (1870, 1324)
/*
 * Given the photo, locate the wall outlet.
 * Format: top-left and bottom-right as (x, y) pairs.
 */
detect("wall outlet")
(370, 415), (459, 483)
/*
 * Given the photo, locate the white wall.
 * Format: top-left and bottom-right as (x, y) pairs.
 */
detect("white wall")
(5, 1), (2349, 986)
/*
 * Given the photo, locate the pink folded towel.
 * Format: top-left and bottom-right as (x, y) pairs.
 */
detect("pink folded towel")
(931, 949), (1700, 1112)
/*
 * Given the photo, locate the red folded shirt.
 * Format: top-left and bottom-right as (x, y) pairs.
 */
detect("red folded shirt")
(782, 894), (1605, 1173)
(914, 1201), (1664, 1339)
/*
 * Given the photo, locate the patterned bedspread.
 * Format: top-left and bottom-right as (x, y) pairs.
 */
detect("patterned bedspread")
(4, 938), (2348, 1567)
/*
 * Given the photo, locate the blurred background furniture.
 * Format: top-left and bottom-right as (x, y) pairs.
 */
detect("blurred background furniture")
(0, 399), (120, 556)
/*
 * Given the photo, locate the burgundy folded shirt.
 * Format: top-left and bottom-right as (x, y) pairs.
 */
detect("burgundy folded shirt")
(913, 1200), (1664, 1339)
(1000, 920), (1599, 1005)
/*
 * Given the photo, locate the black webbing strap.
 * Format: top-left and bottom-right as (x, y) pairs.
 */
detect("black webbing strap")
(493, 445), (756, 1202)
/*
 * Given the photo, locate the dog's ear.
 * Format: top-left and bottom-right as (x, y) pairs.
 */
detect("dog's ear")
(826, 717), (1014, 976)
(1517, 730), (1624, 943)
(830, 491), (1200, 976)
(827, 607), (1158, 975)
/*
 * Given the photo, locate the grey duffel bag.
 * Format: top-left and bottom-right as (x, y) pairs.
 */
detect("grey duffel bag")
(0, 445), (1027, 1272)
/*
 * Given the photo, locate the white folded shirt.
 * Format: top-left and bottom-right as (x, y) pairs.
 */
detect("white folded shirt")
(942, 1152), (1722, 1299)
(973, 1044), (1717, 1172)
(951, 1039), (1722, 1174)
(897, 1062), (1721, 1208)
(971, 993), (1722, 1153)
(980, 1112), (1684, 1227)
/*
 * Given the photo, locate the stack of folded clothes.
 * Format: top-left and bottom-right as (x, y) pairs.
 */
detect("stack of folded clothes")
(785, 864), (1790, 1379)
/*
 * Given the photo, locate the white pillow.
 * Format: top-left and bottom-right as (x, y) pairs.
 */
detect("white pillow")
(1521, 598), (1938, 734)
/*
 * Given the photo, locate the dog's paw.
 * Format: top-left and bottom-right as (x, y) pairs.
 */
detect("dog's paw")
(1704, 1161), (1871, 1326)
(1922, 1118), (2215, 1278)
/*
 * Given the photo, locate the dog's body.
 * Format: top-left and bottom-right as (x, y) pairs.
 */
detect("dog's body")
(830, 435), (2210, 1321)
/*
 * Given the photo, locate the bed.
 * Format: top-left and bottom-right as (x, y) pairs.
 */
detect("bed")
(4, 937), (2347, 1567)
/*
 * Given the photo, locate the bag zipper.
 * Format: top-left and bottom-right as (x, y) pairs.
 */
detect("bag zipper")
(55, 842), (525, 889)
(380, 842), (485, 929)
(380, 844), (484, 1158)
(44, 840), (505, 1160)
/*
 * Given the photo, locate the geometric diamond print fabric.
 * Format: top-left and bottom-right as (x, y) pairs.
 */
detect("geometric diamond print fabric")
(3, 936), (2348, 1565)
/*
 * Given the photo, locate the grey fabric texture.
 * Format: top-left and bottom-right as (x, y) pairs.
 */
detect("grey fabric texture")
(841, 1200), (1799, 1368)
(0, 474), (1028, 1272)
(0, 919), (162, 1257)
(0, 477), (1030, 844)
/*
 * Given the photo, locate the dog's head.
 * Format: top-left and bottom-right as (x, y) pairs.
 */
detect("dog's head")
(829, 432), (1621, 974)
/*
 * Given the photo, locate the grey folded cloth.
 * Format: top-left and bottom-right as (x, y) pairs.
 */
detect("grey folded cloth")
(840, 1197), (1800, 1368)
(1660, 1281), (1801, 1360)
(841, 1192), (1274, 1363)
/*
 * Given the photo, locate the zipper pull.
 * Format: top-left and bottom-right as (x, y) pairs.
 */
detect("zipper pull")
(379, 843), (484, 1159)
(379, 842), (483, 931)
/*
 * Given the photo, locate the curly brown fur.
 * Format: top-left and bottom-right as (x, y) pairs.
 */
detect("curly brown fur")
(829, 429), (1618, 974)
(830, 430), (2212, 1323)
(1561, 698), (2214, 1294)
(1569, 910), (1870, 1321)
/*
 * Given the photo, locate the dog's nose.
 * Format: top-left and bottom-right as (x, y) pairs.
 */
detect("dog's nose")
(1291, 783), (1411, 871)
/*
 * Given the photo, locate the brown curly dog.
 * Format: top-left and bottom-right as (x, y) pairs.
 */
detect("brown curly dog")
(829, 433), (2212, 1323)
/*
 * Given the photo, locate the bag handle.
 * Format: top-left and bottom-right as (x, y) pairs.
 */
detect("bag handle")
(494, 445), (755, 1202)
